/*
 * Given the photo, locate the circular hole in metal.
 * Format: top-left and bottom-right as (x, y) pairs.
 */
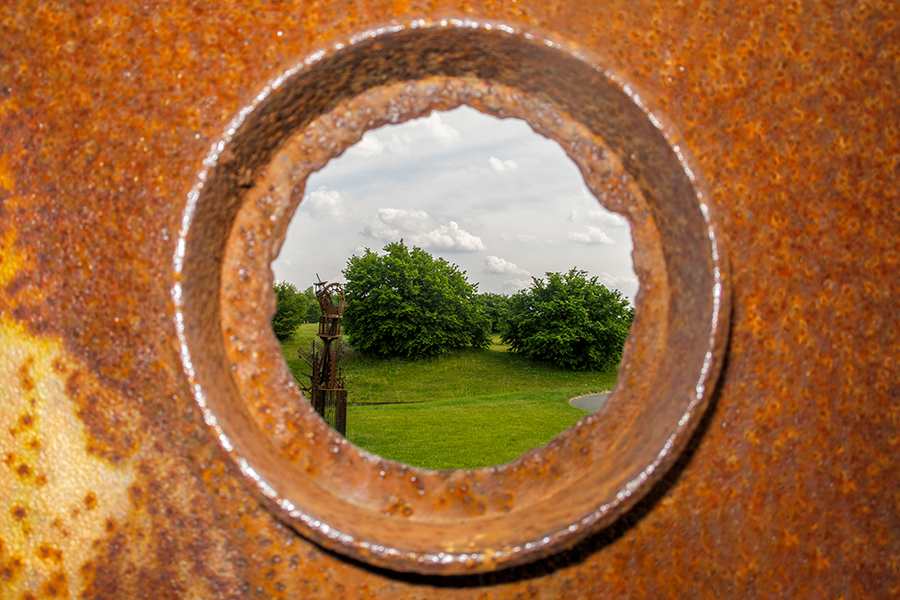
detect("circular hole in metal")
(269, 106), (637, 469)
(174, 22), (729, 576)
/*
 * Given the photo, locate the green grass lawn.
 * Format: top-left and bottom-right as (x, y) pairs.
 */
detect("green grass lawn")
(346, 388), (591, 469)
(280, 323), (615, 469)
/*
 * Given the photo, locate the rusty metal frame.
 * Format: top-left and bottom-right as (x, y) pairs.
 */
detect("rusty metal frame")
(1, 1), (897, 597)
(177, 25), (727, 575)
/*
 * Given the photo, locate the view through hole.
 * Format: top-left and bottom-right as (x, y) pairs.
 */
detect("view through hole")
(271, 106), (637, 470)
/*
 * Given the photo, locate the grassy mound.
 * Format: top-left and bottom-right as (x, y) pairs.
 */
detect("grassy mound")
(281, 323), (615, 469)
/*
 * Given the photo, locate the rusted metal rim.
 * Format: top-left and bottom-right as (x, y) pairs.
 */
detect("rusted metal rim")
(172, 20), (730, 575)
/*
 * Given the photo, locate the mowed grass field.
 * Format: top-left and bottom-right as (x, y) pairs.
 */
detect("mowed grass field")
(281, 323), (615, 469)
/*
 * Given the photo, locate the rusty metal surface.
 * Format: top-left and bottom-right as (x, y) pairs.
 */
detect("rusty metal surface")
(0, 1), (897, 599)
(197, 36), (726, 576)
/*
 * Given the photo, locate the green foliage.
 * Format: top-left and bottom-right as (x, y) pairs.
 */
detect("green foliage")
(501, 269), (634, 371)
(302, 286), (321, 322)
(271, 281), (307, 342)
(478, 292), (510, 333)
(342, 241), (490, 359)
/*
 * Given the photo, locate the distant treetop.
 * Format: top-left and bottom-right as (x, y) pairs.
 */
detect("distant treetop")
(501, 269), (634, 371)
(342, 240), (490, 359)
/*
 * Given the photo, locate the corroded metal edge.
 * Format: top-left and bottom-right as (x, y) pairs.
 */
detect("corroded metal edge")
(171, 19), (731, 575)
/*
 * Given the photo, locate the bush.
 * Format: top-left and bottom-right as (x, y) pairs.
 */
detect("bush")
(501, 269), (634, 371)
(478, 292), (510, 334)
(302, 285), (321, 323)
(342, 241), (490, 359)
(272, 281), (307, 341)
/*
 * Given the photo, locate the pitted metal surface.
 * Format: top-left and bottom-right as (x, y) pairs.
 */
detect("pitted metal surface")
(1, 1), (898, 598)
(185, 31), (726, 575)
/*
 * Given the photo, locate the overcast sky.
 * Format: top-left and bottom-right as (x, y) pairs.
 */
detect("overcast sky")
(271, 106), (638, 302)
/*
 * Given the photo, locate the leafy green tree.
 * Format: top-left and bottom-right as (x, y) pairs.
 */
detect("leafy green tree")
(342, 241), (490, 359)
(302, 285), (321, 323)
(501, 269), (634, 371)
(478, 292), (510, 333)
(272, 281), (307, 341)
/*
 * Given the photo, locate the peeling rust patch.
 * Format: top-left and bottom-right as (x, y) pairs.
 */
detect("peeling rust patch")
(41, 569), (69, 597)
(37, 544), (64, 564)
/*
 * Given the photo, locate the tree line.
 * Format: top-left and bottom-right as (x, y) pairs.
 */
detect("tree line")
(271, 282), (323, 341)
(273, 240), (634, 371)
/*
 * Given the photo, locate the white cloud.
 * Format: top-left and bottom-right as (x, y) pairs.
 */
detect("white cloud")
(568, 226), (615, 245)
(412, 221), (486, 252)
(302, 186), (347, 220)
(381, 132), (414, 155)
(489, 156), (518, 172)
(346, 135), (385, 157)
(416, 112), (463, 144)
(484, 255), (529, 275)
(364, 210), (485, 252)
(353, 112), (462, 156)
(568, 208), (629, 228)
(597, 272), (638, 292)
(364, 207), (433, 241)
(586, 208), (629, 227)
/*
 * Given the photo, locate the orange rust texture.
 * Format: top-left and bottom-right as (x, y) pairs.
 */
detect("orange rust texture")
(0, 0), (898, 598)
